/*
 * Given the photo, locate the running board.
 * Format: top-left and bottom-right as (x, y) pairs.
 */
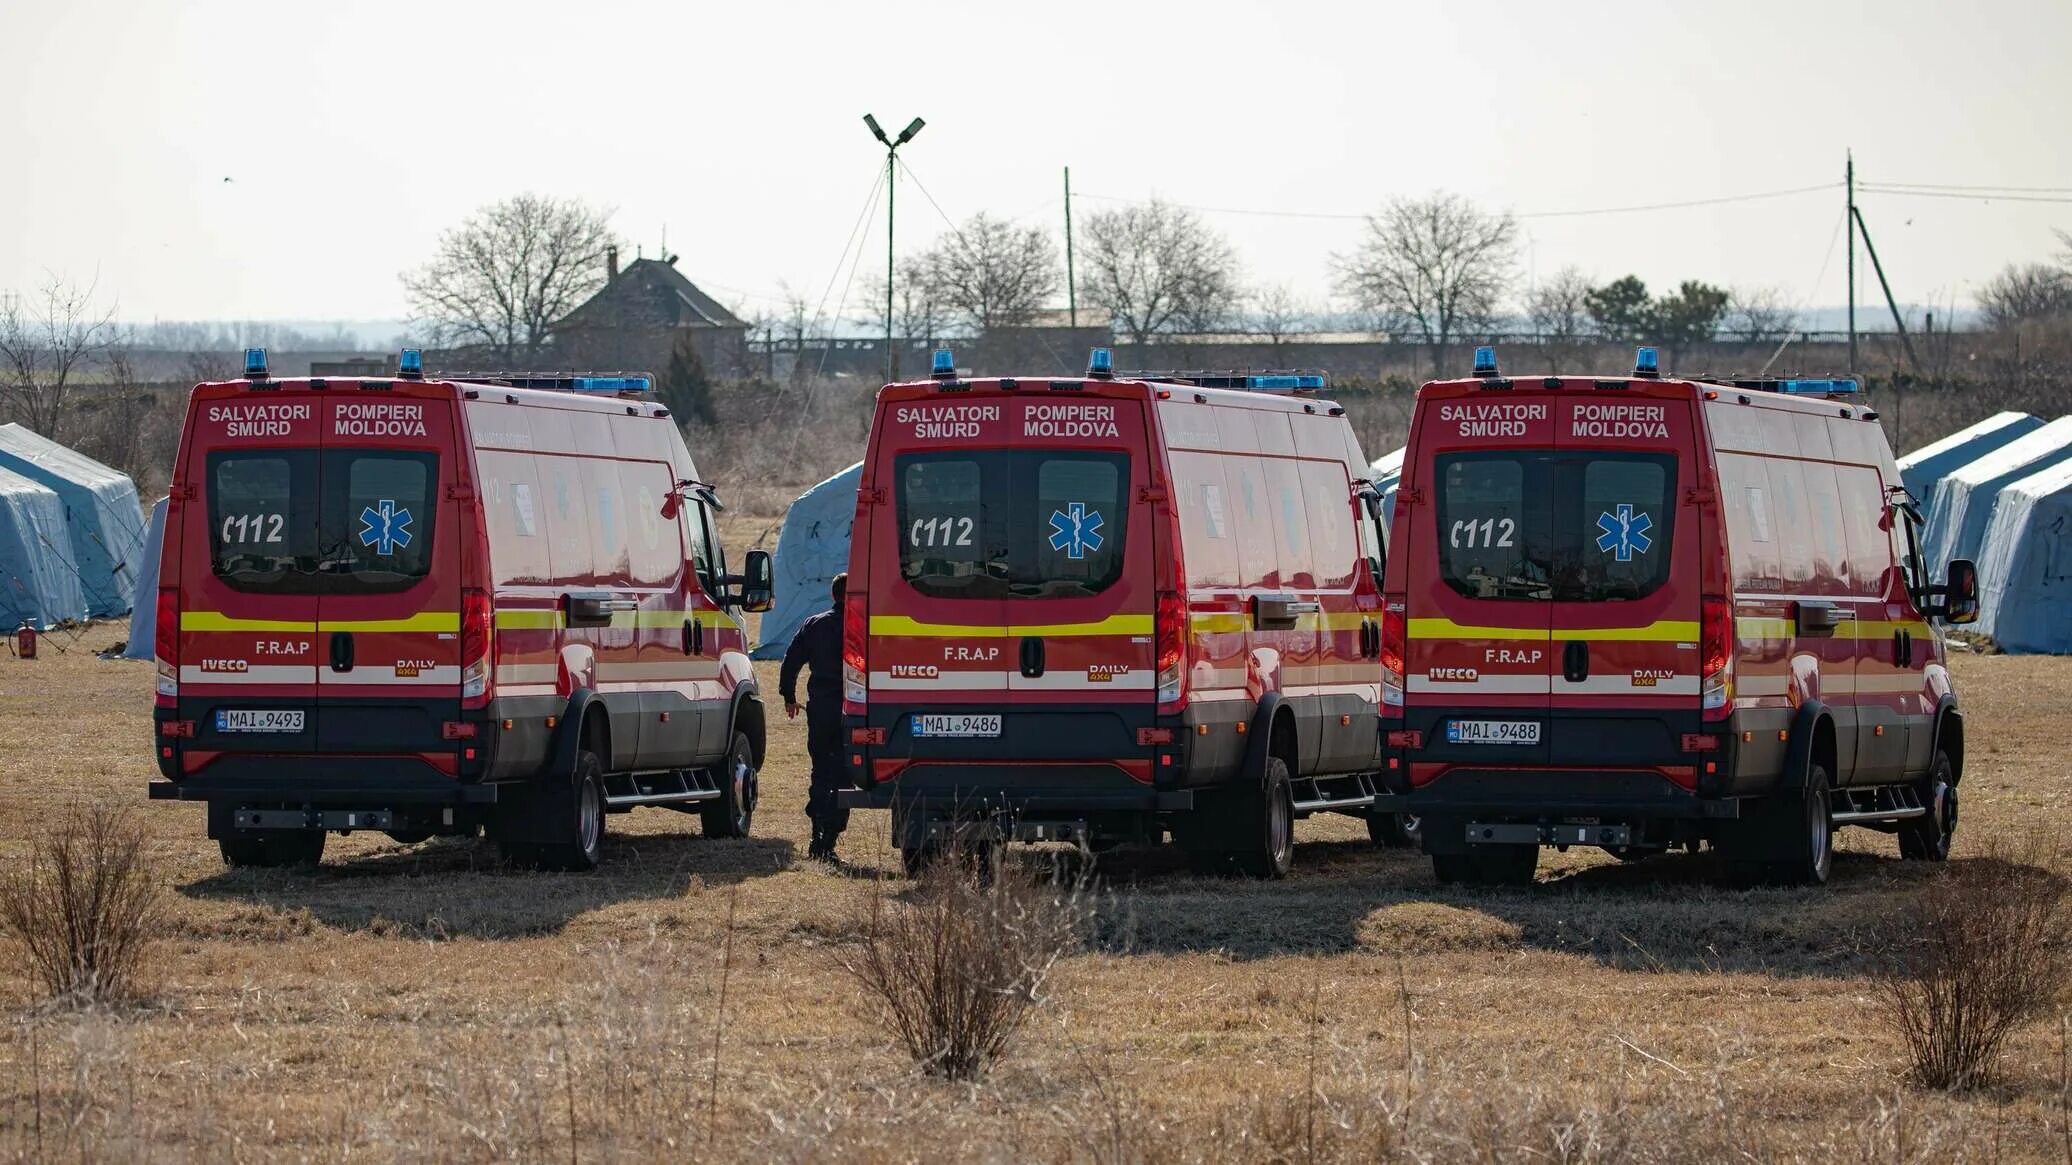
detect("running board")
(605, 789), (720, 809)
(1831, 806), (1926, 825)
(603, 769), (722, 810)
(1292, 772), (1380, 815)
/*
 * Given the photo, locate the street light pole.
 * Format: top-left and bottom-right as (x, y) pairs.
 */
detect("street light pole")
(863, 114), (925, 384)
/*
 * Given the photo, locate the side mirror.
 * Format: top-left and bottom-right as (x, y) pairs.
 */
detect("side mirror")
(736, 549), (774, 613)
(1936, 559), (1979, 625)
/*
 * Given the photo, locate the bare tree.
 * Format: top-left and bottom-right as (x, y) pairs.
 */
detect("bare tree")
(1525, 266), (1593, 372)
(1977, 263), (2072, 330)
(0, 276), (117, 440)
(909, 213), (1060, 334)
(402, 194), (616, 364)
(1246, 283), (1321, 362)
(895, 260), (950, 346)
(1724, 286), (1801, 343)
(1334, 193), (1518, 377)
(1079, 199), (1241, 345)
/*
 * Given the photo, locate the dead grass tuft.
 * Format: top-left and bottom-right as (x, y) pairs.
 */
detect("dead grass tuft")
(0, 805), (165, 1008)
(838, 853), (1086, 1081)
(1873, 840), (2071, 1091)
(1357, 901), (1523, 954)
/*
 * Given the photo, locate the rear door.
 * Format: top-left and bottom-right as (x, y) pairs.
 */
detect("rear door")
(314, 391), (463, 752)
(1546, 392), (1701, 766)
(179, 394), (326, 755)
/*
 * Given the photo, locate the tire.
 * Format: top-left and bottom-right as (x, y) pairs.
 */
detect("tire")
(1765, 762), (1834, 886)
(219, 829), (326, 868)
(1898, 751), (1957, 862)
(1431, 844), (1537, 887)
(700, 732), (759, 839)
(1228, 756), (1296, 879)
(512, 749), (605, 872)
(1367, 812), (1420, 849)
(900, 846), (937, 878)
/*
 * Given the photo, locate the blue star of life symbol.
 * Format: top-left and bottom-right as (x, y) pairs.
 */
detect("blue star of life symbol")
(1595, 503), (1653, 562)
(1047, 502), (1104, 560)
(357, 498), (414, 556)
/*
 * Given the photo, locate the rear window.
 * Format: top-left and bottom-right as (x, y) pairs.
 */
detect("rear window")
(207, 449), (438, 594)
(895, 450), (1128, 600)
(1435, 452), (1675, 603)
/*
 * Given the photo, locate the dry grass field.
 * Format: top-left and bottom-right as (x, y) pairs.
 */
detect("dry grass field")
(1, 612), (2068, 1161)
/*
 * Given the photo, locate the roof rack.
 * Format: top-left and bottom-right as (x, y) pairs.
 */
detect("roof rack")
(432, 371), (656, 396)
(1725, 376), (1860, 397)
(1119, 369), (1329, 393)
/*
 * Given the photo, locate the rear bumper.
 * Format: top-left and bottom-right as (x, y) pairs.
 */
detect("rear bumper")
(839, 764), (1194, 814)
(148, 755), (497, 807)
(1377, 769), (1737, 821)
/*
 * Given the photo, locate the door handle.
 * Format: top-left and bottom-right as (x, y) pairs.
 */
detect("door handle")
(329, 631), (355, 673)
(693, 616), (705, 656)
(1562, 639), (1589, 683)
(1019, 636), (1045, 678)
(1893, 629), (1912, 668)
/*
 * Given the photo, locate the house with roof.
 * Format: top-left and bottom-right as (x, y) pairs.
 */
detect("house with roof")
(553, 247), (751, 377)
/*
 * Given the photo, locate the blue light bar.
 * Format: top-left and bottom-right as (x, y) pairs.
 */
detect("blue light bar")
(398, 348), (423, 376)
(1087, 347), (1114, 378)
(931, 348), (956, 379)
(1245, 374), (1328, 391)
(1472, 346), (1499, 377)
(569, 375), (652, 393)
(1775, 378), (1860, 395)
(1634, 346), (1660, 377)
(243, 348), (267, 378)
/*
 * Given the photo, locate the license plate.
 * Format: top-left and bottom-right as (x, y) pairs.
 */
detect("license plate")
(216, 709), (306, 734)
(911, 714), (1002, 739)
(1447, 719), (1540, 745)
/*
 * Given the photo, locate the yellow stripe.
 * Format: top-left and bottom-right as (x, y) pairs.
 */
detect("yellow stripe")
(181, 612), (316, 633)
(870, 614), (1153, 638)
(1189, 613), (1249, 634)
(1736, 617), (1792, 638)
(320, 612), (460, 633)
(1407, 618), (1699, 643)
(496, 608), (741, 631)
(496, 609), (563, 630)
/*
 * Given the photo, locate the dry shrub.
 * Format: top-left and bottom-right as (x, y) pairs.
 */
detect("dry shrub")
(839, 853), (1085, 1081)
(0, 805), (165, 1007)
(1874, 844), (2071, 1090)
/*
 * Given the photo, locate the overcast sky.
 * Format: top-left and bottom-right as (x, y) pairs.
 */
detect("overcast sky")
(4, 0), (2068, 330)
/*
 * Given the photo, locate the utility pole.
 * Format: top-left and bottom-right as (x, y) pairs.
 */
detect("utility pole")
(1851, 205), (1923, 372)
(1847, 150), (1857, 374)
(864, 114), (926, 384)
(1064, 166), (1078, 329)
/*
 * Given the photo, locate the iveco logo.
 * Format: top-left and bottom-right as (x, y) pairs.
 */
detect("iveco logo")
(200, 659), (249, 673)
(1429, 667), (1480, 682)
(890, 664), (940, 679)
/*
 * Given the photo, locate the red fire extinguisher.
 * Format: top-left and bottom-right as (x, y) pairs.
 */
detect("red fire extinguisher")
(16, 621), (36, 660)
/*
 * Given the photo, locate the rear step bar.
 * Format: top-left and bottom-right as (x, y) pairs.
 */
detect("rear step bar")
(603, 769), (723, 810)
(1291, 772), (1381, 815)
(1830, 806), (1926, 825)
(1827, 786), (1930, 828)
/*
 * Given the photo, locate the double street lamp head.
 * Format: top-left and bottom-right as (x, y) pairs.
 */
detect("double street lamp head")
(862, 113), (925, 149)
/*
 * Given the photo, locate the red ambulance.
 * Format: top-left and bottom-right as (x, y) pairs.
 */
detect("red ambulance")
(839, 349), (1391, 877)
(149, 349), (773, 871)
(1376, 347), (1979, 886)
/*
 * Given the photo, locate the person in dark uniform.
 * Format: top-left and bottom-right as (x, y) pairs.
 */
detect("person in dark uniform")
(780, 573), (849, 859)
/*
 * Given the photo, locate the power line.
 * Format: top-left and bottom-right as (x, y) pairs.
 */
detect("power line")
(1074, 182), (1841, 224)
(1863, 180), (2072, 195)
(1857, 186), (2072, 205)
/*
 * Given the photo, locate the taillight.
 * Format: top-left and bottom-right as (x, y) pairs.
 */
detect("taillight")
(842, 591), (867, 710)
(1155, 592), (1185, 706)
(1379, 600), (1406, 708)
(1700, 596), (1732, 720)
(461, 588), (493, 705)
(154, 587), (179, 703)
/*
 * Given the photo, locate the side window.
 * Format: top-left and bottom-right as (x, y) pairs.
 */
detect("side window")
(1835, 465), (1890, 598)
(535, 456), (593, 581)
(480, 451), (549, 586)
(1297, 459), (1354, 589)
(1171, 451), (1237, 587)
(624, 461), (680, 589)
(684, 497), (714, 593)
(580, 461), (631, 586)
(695, 501), (727, 599)
(1765, 459), (1816, 591)
(1800, 464), (1849, 595)
(1225, 457), (1278, 588)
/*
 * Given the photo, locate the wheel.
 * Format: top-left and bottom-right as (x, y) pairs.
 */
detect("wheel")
(1898, 752), (1957, 862)
(1431, 844), (1537, 887)
(1228, 757), (1296, 879)
(1367, 812), (1420, 848)
(510, 749), (605, 872)
(700, 732), (759, 839)
(1743, 762), (1832, 886)
(900, 845), (939, 878)
(219, 829), (326, 868)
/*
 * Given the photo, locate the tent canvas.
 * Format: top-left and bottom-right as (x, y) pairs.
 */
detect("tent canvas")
(752, 461), (862, 660)
(121, 497), (169, 660)
(1920, 416), (2072, 570)
(0, 465), (88, 631)
(0, 424), (147, 616)
(1972, 457), (2072, 654)
(1896, 410), (2043, 502)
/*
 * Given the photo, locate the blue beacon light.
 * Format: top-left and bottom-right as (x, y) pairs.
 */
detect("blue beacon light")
(1472, 346), (1499, 376)
(1087, 347), (1114, 379)
(1634, 347), (1661, 377)
(931, 349), (956, 380)
(243, 348), (268, 379)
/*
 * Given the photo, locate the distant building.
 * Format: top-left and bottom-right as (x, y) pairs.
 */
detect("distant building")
(308, 355), (399, 377)
(553, 247), (751, 377)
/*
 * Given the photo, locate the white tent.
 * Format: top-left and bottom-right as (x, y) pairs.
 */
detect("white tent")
(121, 497), (169, 660)
(1920, 416), (2072, 570)
(0, 465), (88, 631)
(1973, 457), (2072, 654)
(752, 461), (862, 660)
(1896, 411), (2043, 502)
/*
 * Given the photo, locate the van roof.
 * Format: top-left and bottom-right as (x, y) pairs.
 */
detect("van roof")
(878, 375), (1345, 417)
(192, 376), (677, 421)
